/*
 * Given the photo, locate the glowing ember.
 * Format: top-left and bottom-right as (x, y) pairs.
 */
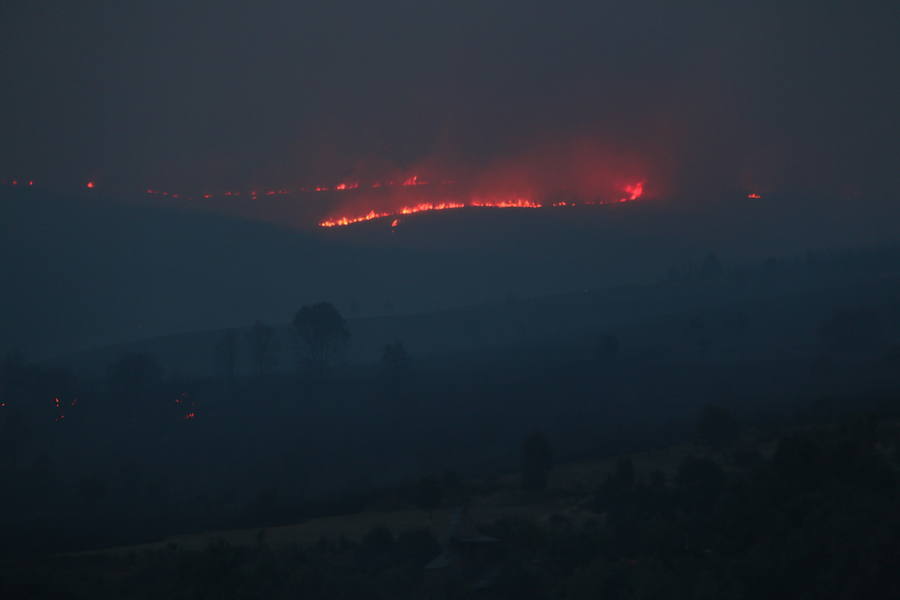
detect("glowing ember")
(470, 197), (540, 208)
(320, 209), (393, 227)
(621, 181), (644, 202)
(60, 167), (651, 228)
(399, 201), (465, 214)
(402, 175), (427, 186)
(319, 197), (543, 227)
(317, 182), (648, 228)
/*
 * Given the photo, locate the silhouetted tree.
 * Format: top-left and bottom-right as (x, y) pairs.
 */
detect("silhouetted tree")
(696, 404), (741, 450)
(246, 320), (279, 377)
(522, 432), (553, 491)
(292, 302), (349, 374)
(676, 456), (725, 507)
(381, 341), (409, 379)
(414, 476), (442, 514)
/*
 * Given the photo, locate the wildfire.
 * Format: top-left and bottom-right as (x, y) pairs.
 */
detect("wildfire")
(176, 391), (198, 420)
(402, 175), (427, 186)
(470, 197), (540, 208)
(52, 396), (77, 422)
(318, 183), (643, 228)
(319, 209), (394, 228)
(6, 169), (649, 229)
(318, 198), (541, 227)
(621, 181), (644, 202)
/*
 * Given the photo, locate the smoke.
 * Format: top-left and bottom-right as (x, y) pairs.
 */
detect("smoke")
(2, 1), (896, 206)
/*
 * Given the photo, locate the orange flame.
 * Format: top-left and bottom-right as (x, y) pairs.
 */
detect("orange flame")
(620, 181), (643, 202)
(318, 182), (646, 228)
(402, 175), (431, 186)
(319, 197), (542, 227)
(470, 197), (540, 208)
(134, 172), (647, 228)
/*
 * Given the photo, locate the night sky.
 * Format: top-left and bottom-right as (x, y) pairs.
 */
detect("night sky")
(2, 1), (897, 195)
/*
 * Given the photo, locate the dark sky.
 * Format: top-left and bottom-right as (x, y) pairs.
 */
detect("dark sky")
(2, 0), (897, 195)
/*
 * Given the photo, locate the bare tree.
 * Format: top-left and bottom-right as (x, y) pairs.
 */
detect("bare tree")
(247, 320), (279, 378)
(292, 302), (349, 375)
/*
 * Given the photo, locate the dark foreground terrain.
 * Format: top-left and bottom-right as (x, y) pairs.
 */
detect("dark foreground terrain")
(3, 398), (900, 599)
(3, 243), (900, 598)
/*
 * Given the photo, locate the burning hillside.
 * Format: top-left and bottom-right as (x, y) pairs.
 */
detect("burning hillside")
(317, 181), (644, 228)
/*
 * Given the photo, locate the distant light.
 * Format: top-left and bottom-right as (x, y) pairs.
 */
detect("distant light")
(391, 218), (399, 228)
(86, 181), (96, 189)
(10, 179), (17, 186)
(747, 193), (762, 199)
(27, 180), (34, 187)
